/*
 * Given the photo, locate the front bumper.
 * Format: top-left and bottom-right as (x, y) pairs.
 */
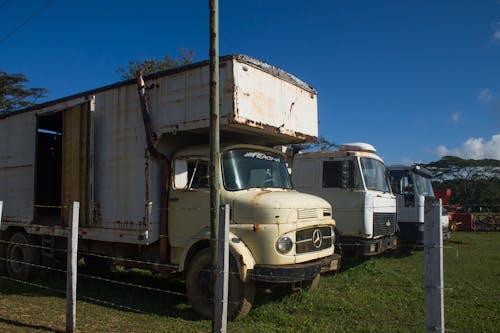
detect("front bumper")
(358, 236), (399, 256)
(251, 254), (341, 283)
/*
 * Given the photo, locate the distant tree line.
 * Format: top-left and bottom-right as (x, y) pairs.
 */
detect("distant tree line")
(426, 156), (500, 211)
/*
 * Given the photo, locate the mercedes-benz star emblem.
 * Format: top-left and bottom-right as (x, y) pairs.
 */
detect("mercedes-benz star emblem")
(312, 229), (323, 249)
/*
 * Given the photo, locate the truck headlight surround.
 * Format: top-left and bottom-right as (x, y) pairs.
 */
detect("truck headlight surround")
(276, 236), (293, 254)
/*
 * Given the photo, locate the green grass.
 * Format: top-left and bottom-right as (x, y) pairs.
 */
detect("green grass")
(1, 232), (499, 332)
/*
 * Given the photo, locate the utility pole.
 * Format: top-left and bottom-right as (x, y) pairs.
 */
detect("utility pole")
(209, 0), (224, 332)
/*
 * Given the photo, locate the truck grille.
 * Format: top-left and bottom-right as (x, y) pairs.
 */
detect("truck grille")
(296, 226), (333, 254)
(373, 212), (396, 237)
(297, 208), (318, 219)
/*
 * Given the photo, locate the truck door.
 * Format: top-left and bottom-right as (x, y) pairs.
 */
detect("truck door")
(168, 157), (210, 262)
(321, 158), (364, 237)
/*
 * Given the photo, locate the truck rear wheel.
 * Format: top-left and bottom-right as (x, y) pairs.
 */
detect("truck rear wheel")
(186, 248), (255, 320)
(5, 232), (41, 281)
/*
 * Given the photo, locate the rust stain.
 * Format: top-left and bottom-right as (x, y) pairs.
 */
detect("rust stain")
(251, 190), (271, 205)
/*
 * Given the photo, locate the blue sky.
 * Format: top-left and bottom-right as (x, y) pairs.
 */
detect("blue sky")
(1, 0), (499, 164)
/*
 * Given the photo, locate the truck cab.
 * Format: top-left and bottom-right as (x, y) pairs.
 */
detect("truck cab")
(388, 165), (451, 248)
(292, 143), (398, 256)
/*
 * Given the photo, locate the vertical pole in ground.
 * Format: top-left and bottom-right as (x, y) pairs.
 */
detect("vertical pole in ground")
(66, 202), (80, 333)
(214, 204), (229, 332)
(209, 0), (221, 331)
(424, 197), (445, 333)
(0, 201), (3, 228)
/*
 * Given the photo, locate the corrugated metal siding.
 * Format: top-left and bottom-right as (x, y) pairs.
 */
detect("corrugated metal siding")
(0, 112), (36, 222)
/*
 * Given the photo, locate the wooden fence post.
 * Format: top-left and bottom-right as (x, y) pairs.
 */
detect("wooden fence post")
(0, 201), (3, 228)
(424, 197), (445, 333)
(66, 202), (80, 333)
(213, 204), (229, 333)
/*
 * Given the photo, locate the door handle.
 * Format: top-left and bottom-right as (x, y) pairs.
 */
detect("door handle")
(170, 197), (179, 201)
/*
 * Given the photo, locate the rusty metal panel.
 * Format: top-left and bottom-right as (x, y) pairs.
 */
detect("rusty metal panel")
(151, 61), (234, 135)
(0, 112), (36, 223)
(232, 61), (318, 142)
(93, 86), (155, 236)
(148, 56), (317, 144)
(61, 103), (90, 226)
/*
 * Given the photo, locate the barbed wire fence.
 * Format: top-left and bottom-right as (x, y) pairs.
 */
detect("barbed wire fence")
(0, 199), (497, 333)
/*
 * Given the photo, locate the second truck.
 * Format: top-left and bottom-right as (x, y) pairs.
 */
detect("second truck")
(291, 142), (398, 257)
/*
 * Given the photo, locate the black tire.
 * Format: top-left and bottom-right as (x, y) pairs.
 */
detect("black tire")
(186, 248), (255, 321)
(5, 232), (41, 281)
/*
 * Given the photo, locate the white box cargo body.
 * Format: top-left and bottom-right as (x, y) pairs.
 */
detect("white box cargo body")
(0, 55), (318, 245)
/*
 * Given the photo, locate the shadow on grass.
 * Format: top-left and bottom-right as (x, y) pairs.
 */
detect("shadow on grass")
(0, 317), (65, 333)
(0, 266), (201, 322)
(1, 264), (303, 323)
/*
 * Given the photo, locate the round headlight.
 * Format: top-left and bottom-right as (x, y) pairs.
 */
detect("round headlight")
(276, 236), (293, 254)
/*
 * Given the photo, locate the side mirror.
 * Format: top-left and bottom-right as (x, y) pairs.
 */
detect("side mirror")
(174, 159), (188, 189)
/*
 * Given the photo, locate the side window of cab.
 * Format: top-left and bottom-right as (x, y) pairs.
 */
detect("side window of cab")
(174, 158), (209, 190)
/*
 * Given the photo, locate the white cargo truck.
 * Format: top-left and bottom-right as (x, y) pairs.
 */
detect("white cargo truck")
(291, 143), (398, 256)
(388, 165), (451, 249)
(0, 55), (339, 320)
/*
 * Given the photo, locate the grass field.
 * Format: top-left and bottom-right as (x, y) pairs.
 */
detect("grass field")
(0, 232), (499, 333)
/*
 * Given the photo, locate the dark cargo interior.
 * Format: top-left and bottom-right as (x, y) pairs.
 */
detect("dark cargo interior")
(35, 112), (63, 224)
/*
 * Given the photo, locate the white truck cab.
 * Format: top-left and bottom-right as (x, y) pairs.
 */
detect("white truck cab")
(292, 143), (398, 256)
(388, 165), (451, 248)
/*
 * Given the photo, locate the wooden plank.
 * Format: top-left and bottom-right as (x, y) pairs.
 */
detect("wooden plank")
(61, 104), (90, 226)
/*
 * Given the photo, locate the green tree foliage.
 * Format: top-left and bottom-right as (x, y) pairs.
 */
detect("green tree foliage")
(292, 135), (338, 152)
(0, 70), (47, 114)
(426, 156), (500, 210)
(117, 49), (195, 80)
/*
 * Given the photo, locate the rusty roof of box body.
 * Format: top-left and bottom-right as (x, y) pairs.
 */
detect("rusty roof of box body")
(0, 54), (317, 120)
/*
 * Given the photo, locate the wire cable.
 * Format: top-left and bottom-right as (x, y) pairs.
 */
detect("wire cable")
(0, 0), (53, 44)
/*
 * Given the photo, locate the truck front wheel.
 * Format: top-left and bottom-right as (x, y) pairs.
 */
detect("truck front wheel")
(186, 248), (255, 320)
(5, 232), (41, 281)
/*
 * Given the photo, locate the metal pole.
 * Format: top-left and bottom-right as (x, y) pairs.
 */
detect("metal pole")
(424, 197), (445, 333)
(214, 204), (229, 332)
(209, 0), (221, 329)
(66, 202), (80, 333)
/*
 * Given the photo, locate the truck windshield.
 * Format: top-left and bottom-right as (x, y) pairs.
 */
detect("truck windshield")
(413, 173), (435, 197)
(222, 149), (293, 191)
(360, 158), (391, 192)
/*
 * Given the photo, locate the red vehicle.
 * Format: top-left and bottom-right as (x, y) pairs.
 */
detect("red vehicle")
(434, 188), (476, 231)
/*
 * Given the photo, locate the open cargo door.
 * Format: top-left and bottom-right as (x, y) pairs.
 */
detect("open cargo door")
(61, 102), (91, 226)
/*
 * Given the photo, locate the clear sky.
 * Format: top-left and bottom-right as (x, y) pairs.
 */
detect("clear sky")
(1, 0), (499, 165)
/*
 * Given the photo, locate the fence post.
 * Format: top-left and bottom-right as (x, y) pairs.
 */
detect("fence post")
(213, 204), (229, 333)
(66, 202), (80, 333)
(424, 197), (445, 333)
(0, 201), (3, 229)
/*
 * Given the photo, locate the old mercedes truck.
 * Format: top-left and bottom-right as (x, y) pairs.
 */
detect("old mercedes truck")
(292, 142), (398, 256)
(0, 55), (339, 320)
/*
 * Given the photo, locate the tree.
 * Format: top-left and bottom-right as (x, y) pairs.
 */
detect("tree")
(117, 49), (195, 80)
(0, 71), (47, 114)
(426, 156), (500, 210)
(291, 135), (338, 153)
